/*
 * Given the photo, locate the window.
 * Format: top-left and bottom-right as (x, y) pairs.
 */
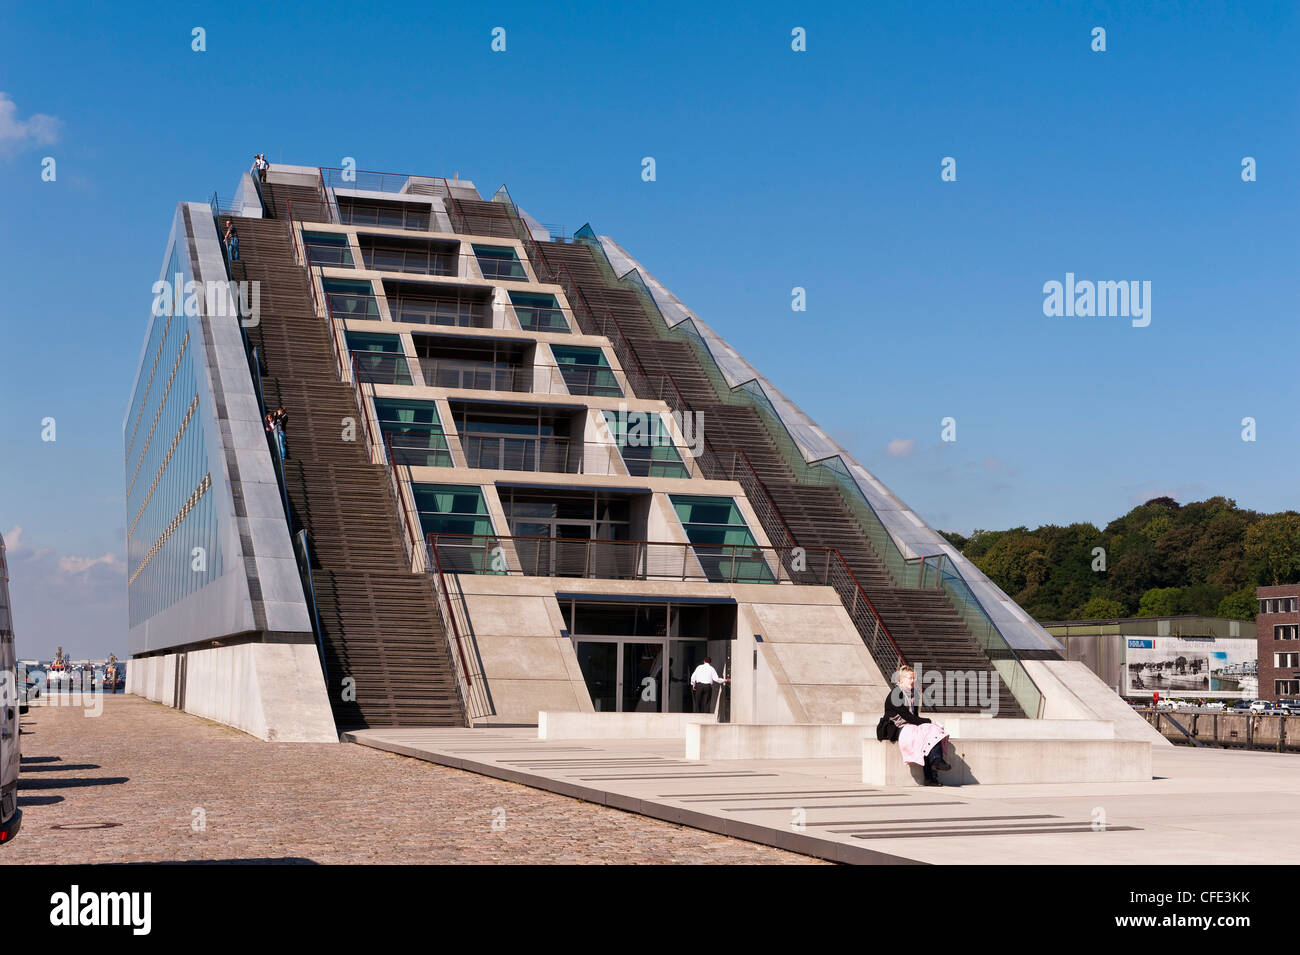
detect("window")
(1276, 680), (1300, 697)
(415, 484), (495, 572)
(473, 245), (527, 281)
(346, 332), (411, 385)
(359, 236), (457, 276)
(303, 231), (354, 268)
(670, 495), (775, 583)
(602, 410), (688, 479)
(1260, 597), (1299, 615)
(322, 278), (379, 319)
(451, 402), (579, 473)
(373, 399), (452, 467)
(385, 280), (492, 328)
(499, 488), (636, 578)
(510, 291), (569, 332)
(550, 345), (622, 397)
(1275, 625), (1298, 641)
(1275, 653), (1300, 668)
(338, 197), (429, 231)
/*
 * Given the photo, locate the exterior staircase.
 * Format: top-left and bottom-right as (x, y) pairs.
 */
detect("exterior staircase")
(229, 181), (465, 729)
(534, 238), (1022, 716)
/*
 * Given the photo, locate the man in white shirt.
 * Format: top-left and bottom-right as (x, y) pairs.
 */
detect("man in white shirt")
(690, 656), (728, 714)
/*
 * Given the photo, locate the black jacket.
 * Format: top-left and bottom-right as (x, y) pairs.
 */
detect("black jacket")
(876, 687), (931, 742)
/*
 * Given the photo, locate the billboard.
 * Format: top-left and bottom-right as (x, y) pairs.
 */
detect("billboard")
(1124, 636), (1257, 699)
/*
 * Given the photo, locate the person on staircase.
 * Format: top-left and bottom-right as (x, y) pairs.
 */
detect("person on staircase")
(265, 406), (289, 460)
(223, 219), (239, 262)
(880, 664), (951, 785)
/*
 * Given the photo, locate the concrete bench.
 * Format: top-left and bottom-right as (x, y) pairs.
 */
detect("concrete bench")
(863, 737), (1152, 786)
(537, 711), (714, 740)
(685, 723), (868, 760)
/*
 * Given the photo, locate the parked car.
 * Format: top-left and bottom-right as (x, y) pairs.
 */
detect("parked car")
(1275, 699), (1300, 715)
(1231, 700), (1254, 711)
(1, 533), (20, 845)
(1249, 700), (1273, 714)
(1201, 701), (1226, 711)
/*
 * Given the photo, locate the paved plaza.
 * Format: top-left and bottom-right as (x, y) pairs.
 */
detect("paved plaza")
(346, 726), (1300, 865)
(1, 696), (820, 865)
(9, 694), (1298, 865)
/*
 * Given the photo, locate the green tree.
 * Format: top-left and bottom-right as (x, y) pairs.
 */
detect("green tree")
(1137, 586), (1183, 617)
(1244, 513), (1300, 585)
(1216, 586), (1258, 621)
(1076, 595), (1126, 619)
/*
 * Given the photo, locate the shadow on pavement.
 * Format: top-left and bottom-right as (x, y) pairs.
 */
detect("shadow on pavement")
(16, 795), (63, 807)
(120, 858), (321, 865)
(18, 777), (130, 790)
(21, 764), (101, 773)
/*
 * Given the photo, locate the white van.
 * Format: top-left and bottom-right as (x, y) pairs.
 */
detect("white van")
(0, 532), (21, 844)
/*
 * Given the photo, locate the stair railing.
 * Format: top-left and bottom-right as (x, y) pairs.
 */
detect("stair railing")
(572, 222), (1046, 717)
(423, 535), (495, 723)
(503, 205), (908, 676)
(282, 188), (476, 725)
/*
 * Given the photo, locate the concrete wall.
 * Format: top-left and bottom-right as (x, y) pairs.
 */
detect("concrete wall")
(128, 642), (336, 742)
(1025, 659), (1171, 746)
(450, 574), (890, 728)
(863, 738), (1152, 786)
(539, 711), (714, 739)
(738, 600), (891, 724)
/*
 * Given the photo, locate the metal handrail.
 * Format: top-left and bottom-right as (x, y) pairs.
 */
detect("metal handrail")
(505, 204), (907, 673)
(280, 188), (481, 723)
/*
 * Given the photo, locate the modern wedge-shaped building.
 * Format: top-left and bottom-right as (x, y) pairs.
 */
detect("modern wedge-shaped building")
(123, 163), (1157, 744)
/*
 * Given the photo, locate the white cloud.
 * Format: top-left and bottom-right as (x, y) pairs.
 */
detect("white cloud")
(0, 92), (61, 156)
(57, 553), (123, 575)
(885, 437), (916, 458)
(3, 525), (23, 552)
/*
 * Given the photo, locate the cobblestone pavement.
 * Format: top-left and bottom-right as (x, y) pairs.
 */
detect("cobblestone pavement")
(2, 696), (824, 865)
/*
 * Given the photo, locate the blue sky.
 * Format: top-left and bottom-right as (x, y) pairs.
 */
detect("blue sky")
(0, 1), (1296, 659)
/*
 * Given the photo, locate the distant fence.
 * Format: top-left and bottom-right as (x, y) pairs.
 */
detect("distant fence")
(1138, 708), (1300, 751)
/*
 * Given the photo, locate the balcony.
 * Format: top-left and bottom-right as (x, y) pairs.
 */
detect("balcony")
(384, 280), (493, 328)
(426, 533), (784, 583)
(359, 235), (458, 277)
(337, 196), (430, 231)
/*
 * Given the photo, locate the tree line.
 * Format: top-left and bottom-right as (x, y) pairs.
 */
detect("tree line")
(940, 497), (1300, 622)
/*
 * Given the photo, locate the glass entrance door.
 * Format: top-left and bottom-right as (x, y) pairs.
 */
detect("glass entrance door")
(622, 642), (665, 712)
(576, 641), (617, 712)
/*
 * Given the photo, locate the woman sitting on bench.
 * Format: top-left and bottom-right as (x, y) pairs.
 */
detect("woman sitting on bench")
(880, 665), (951, 786)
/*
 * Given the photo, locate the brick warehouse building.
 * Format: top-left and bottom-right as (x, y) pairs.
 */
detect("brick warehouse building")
(1257, 584), (1300, 701)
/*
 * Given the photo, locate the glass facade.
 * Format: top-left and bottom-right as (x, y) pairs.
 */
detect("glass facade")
(550, 345), (622, 397)
(473, 245), (527, 280)
(670, 495), (774, 584)
(602, 409), (689, 478)
(125, 242), (223, 626)
(303, 231), (354, 268)
(415, 484), (495, 572)
(347, 331), (412, 385)
(509, 291), (569, 332)
(323, 278), (379, 319)
(373, 398), (453, 467)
